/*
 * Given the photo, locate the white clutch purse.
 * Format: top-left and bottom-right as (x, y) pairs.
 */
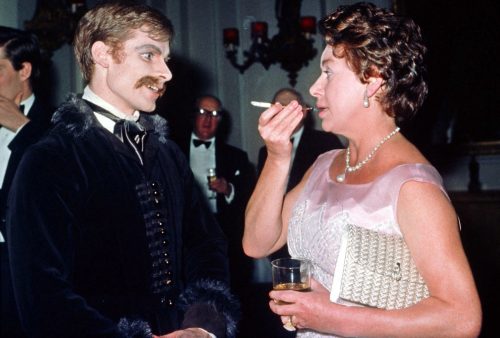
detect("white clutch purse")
(330, 224), (429, 309)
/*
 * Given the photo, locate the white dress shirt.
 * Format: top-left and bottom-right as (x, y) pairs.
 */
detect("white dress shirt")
(0, 95), (34, 242)
(190, 133), (217, 212)
(290, 125), (304, 166)
(0, 94), (35, 189)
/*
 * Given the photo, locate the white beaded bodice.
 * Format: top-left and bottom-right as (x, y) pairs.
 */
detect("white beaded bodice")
(287, 150), (444, 338)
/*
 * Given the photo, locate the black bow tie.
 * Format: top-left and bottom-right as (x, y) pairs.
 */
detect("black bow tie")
(84, 100), (147, 164)
(19, 105), (25, 113)
(193, 139), (211, 149)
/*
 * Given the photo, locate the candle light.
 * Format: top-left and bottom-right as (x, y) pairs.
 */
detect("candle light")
(251, 22), (268, 40)
(223, 28), (239, 46)
(69, 0), (86, 14)
(221, 4), (317, 85)
(299, 16), (316, 34)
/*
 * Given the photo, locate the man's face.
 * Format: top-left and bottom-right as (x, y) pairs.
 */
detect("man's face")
(194, 97), (221, 140)
(102, 28), (172, 114)
(0, 46), (24, 100)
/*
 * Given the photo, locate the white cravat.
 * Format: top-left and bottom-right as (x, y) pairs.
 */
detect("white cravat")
(83, 86), (140, 134)
(0, 94), (35, 189)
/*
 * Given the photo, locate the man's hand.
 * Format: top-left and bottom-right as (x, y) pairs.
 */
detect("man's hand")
(155, 327), (214, 337)
(0, 93), (29, 132)
(209, 177), (232, 197)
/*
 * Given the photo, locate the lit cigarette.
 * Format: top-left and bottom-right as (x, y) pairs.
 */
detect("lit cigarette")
(251, 100), (315, 112)
(250, 101), (272, 108)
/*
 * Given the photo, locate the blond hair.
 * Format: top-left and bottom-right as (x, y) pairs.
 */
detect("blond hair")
(74, 2), (173, 82)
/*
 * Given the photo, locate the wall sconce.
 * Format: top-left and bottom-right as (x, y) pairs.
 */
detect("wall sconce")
(24, 0), (87, 57)
(223, 0), (317, 87)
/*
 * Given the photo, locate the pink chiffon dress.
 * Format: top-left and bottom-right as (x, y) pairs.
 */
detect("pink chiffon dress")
(287, 149), (446, 338)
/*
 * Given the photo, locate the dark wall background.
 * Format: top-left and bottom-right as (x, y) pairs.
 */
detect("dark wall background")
(398, 0), (500, 153)
(396, 3), (500, 337)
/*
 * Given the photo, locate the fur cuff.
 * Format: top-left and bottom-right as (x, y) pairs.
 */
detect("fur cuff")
(178, 279), (241, 338)
(117, 318), (153, 338)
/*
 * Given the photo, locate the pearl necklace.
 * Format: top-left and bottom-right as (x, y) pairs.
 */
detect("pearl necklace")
(336, 127), (400, 183)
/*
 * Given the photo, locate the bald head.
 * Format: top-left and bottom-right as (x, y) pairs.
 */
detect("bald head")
(272, 88), (304, 106)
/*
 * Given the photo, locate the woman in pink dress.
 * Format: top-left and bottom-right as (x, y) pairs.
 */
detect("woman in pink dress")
(243, 2), (481, 337)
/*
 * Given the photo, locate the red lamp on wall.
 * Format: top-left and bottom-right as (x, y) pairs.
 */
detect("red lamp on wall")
(223, 0), (317, 86)
(299, 16), (317, 38)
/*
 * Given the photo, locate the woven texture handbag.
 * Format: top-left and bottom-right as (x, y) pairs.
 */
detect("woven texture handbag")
(330, 224), (429, 309)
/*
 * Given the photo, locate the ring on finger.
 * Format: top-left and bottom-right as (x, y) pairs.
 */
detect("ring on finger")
(283, 315), (296, 331)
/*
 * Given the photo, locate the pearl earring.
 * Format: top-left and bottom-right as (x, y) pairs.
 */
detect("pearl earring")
(363, 88), (369, 108)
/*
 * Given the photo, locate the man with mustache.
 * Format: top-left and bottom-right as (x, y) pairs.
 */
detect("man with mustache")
(7, 3), (238, 338)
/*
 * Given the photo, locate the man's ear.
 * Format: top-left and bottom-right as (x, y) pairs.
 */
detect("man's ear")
(91, 41), (111, 68)
(19, 62), (32, 81)
(366, 77), (384, 97)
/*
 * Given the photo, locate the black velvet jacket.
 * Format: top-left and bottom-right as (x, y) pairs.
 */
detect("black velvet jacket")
(7, 95), (239, 338)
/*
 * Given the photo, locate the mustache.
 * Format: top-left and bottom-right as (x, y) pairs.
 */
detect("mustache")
(135, 76), (166, 97)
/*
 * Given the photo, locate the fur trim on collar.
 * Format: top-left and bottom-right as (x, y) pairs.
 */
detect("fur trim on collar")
(178, 279), (240, 338)
(51, 93), (169, 142)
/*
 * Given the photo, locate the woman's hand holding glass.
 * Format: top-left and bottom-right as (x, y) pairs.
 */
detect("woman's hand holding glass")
(269, 278), (334, 332)
(271, 258), (311, 331)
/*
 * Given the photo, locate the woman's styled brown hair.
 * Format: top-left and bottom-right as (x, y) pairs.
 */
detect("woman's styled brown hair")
(74, 1), (174, 82)
(321, 2), (427, 122)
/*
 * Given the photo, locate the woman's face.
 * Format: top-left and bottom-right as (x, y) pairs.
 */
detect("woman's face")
(309, 45), (365, 135)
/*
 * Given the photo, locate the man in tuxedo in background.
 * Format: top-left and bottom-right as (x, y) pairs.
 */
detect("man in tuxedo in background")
(0, 26), (53, 338)
(177, 95), (256, 292)
(257, 88), (344, 261)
